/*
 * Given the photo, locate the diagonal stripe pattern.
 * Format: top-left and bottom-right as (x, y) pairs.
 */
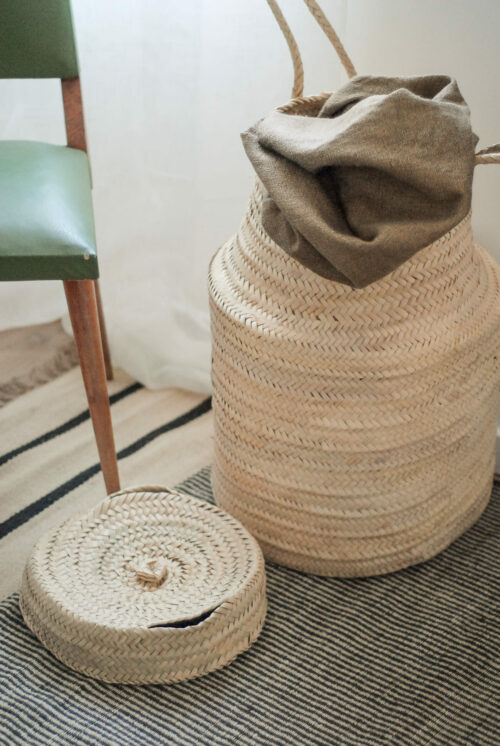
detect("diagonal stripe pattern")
(0, 367), (214, 597)
(0, 382), (143, 468)
(0, 396), (211, 539)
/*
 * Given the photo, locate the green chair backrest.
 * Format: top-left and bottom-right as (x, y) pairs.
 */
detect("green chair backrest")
(0, 0), (79, 79)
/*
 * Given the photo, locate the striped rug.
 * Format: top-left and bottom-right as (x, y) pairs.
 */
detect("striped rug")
(1, 374), (500, 744)
(0, 367), (213, 599)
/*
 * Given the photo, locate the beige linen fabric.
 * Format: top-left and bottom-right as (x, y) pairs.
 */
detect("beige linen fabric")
(242, 75), (478, 287)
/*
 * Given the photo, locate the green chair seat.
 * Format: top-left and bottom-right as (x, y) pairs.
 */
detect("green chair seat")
(0, 141), (98, 281)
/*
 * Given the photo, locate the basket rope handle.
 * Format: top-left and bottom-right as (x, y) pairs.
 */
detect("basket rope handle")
(265, 0), (496, 167)
(302, 0), (357, 79)
(265, 0), (304, 98)
(265, 0), (356, 99)
(475, 144), (500, 165)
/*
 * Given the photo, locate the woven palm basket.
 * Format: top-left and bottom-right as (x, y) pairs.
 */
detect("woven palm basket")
(209, 92), (500, 577)
(19, 487), (267, 684)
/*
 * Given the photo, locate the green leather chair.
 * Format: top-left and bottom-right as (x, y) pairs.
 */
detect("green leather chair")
(0, 0), (120, 494)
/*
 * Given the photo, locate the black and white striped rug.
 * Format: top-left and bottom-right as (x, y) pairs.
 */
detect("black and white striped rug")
(1, 465), (499, 745)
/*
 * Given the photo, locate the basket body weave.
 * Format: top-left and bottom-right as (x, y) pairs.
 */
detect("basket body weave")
(209, 99), (500, 577)
(20, 487), (266, 684)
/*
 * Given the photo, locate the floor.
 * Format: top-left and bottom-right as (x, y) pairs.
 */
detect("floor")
(0, 321), (77, 407)
(1, 353), (498, 743)
(0, 320), (213, 598)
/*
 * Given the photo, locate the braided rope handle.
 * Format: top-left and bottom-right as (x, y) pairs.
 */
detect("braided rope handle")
(302, 0), (357, 79)
(265, 0), (498, 167)
(265, 0), (356, 99)
(265, 0), (305, 98)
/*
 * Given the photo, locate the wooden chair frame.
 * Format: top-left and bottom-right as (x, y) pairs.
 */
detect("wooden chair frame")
(60, 76), (120, 494)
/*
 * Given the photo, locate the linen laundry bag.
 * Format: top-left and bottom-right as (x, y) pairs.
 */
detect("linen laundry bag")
(208, 0), (500, 576)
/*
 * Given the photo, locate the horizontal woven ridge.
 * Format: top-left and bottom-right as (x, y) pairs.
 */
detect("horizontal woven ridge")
(209, 102), (500, 578)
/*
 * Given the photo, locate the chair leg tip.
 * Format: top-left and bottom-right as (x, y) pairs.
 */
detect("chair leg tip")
(105, 477), (121, 495)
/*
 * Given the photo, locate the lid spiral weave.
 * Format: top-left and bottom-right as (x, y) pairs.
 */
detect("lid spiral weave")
(20, 486), (267, 684)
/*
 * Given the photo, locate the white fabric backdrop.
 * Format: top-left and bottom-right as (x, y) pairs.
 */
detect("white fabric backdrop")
(0, 0), (498, 393)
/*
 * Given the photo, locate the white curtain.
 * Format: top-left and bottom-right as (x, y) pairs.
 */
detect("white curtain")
(0, 0), (498, 393)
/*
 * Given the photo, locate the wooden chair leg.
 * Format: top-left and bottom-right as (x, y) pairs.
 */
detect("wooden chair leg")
(64, 280), (120, 494)
(94, 279), (113, 381)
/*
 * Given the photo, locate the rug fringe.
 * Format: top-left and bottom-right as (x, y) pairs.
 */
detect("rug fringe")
(0, 341), (78, 408)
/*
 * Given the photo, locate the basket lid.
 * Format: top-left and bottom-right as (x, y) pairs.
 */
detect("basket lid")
(23, 486), (263, 631)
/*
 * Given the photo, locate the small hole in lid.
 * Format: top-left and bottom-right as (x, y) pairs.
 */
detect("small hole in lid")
(148, 606), (219, 629)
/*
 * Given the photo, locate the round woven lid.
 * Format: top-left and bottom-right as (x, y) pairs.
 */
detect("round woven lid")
(20, 487), (267, 684)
